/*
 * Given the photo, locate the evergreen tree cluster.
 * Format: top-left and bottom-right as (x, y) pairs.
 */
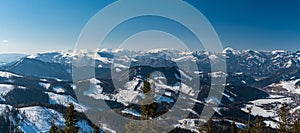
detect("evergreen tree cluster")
(197, 102), (300, 133)
(140, 80), (159, 119)
(2, 81), (300, 133)
(0, 106), (25, 133)
(49, 103), (99, 133)
(49, 103), (78, 133)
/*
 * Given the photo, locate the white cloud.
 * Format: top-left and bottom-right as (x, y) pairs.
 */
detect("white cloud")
(2, 40), (8, 43)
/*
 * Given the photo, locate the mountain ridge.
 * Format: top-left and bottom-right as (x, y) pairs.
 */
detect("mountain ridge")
(0, 47), (299, 132)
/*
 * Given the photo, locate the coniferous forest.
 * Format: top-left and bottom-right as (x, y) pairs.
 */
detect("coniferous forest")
(1, 80), (300, 133)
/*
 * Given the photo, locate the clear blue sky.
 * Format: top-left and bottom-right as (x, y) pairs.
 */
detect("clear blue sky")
(0, 0), (299, 54)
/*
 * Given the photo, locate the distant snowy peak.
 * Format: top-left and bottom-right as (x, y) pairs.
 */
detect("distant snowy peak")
(271, 50), (286, 54)
(25, 48), (296, 60)
(146, 48), (176, 53)
(26, 51), (72, 64)
(20, 48), (300, 73)
(222, 47), (240, 55)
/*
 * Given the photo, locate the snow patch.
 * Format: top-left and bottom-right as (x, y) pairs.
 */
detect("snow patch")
(241, 105), (276, 118)
(39, 82), (51, 89)
(0, 71), (22, 78)
(121, 109), (141, 117)
(46, 92), (86, 112)
(52, 86), (65, 93)
(0, 84), (15, 101)
(19, 106), (65, 133)
(270, 79), (300, 94)
(83, 78), (110, 100)
(264, 121), (278, 129)
(205, 97), (221, 105)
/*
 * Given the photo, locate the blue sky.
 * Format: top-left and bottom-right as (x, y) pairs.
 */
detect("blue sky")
(0, 0), (299, 54)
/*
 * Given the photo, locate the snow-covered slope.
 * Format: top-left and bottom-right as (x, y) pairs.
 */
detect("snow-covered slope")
(0, 48), (299, 132)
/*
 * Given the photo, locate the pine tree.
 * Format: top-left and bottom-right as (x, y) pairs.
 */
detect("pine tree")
(207, 118), (213, 133)
(125, 80), (166, 133)
(93, 125), (100, 133)
(291, 118), (300, 133)
(49, 123), (59, 133)
(251, 116), (264, 133)
(64, 103), (79, 133)
(244, 106), (253, 133)
(0, 115), (10, 132)
(140, 80), (158, 119)
(231, 122), (237, 133)
(278, 103), (290, 133)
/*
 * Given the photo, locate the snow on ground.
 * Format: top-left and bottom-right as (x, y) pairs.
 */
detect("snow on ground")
(222, 92), (234, 102)
(26, 54), (38, 59)
(83, 78), (110, 100)
(39, 82), (51, 89)
(152, 80), (194, 96)
(193, 71), (204, 75)
(264, 121), (278, 129)
(241, 104), (276, 118)
(115, 78), (141, 105)
(208, 71), (228, 78)
(290, 105), (300, 113)
(0, 84), (14, 95)
(212, 107), (222, 116)
(115, 78), (194, 105)
(189, 98), (204, 104)
(250, 97), (292, 106)
(154, 81), (180, 92)
(241, 97), (292, 118)
(284, 60), (293, 68)
(176, 119), (207, 133)
(99, 123), (116, 133)
(209, 54), (218, 60)
(181, 108), (199, 116)
(18, 106), (93, 133)
(270, 79), (300, 94)
(52, 86), (65, 93)
(146, 48), (169, 53)
(242, 80), (246, 84)
(205, 97), (222, 105)
(224, 119), (246, 129)
(46, 92), (87, 112)
(0, 84), (15, 101)
(180, 83), (195, 96)
(268, 94), (285, 98)
(19, 106), (65, 133)
(121, 108), (142, 117)
(165, 91), (172, 97)
(173, 55), (197, 62)
(115, 68), (122, 72)
(0, 71), (22, 78)
(0, 104), (12, 114)
(40, 79), (47, 82)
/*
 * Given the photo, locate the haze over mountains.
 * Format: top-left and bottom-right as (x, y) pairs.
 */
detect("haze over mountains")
(0, 48), (299, 132)
(0, 53), (27, 65)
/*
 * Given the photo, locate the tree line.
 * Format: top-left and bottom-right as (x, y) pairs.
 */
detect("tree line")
(198, 102), (300, 133)
(2, 80), (300, 133)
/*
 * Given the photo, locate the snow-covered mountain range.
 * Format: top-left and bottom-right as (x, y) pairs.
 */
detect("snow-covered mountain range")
(0, 48), (300, 132)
